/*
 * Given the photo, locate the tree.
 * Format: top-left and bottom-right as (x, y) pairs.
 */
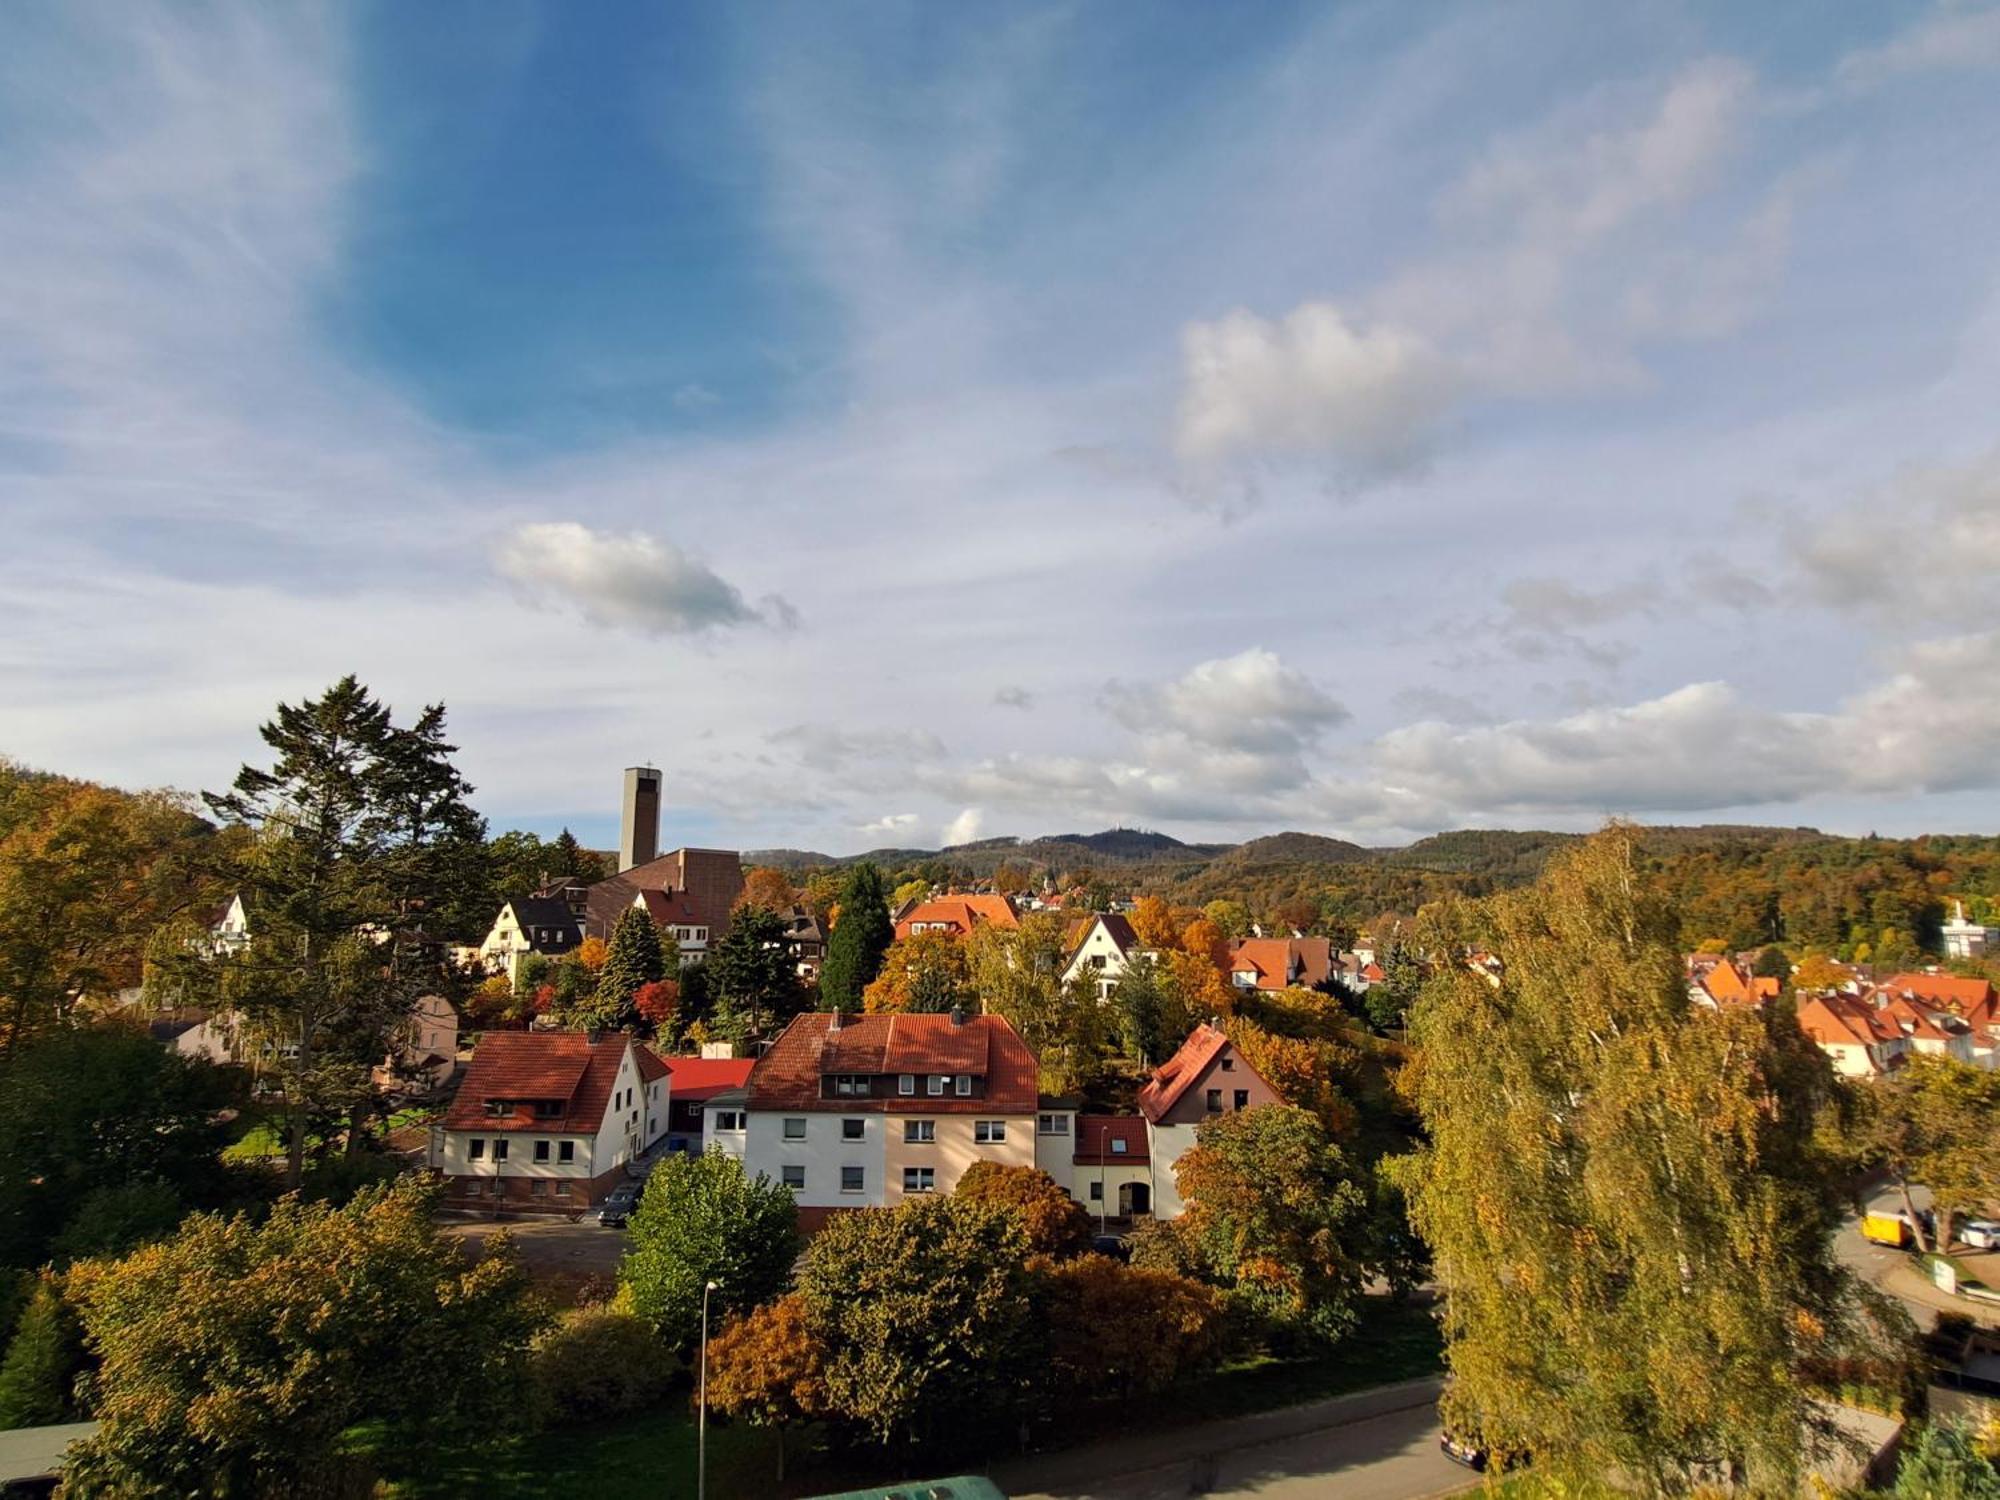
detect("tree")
(0, 1027), (233, 1272)
(0, 1278), (80, 1430)
(1858, 1055), (2000, 1251)
(60, 1180), (542, 1497)
(573, 935), (609, 974)
(549, 828), (606, 881)
(708, 906), (804, 1042)
(1224, 1019), (1360, 1141)
(703, 1294), (829, 1484)
(1203, 899), (1253, 939)
(1038, 1255), (1227, 1402)
(597, 906), (665, 1027)
(862, 929), (973, 1014)
(530, 1309), (670, 1423)
(819, 863), (893, 1007)
(796, 1196), (1036, 1446)
(1364, 942), (1423, 1031)
(956, 1162), (1093, 1257)
(619, 1149), (799, 1358)
(737, 866), (798, 915)
(1111, 954), (1168, 1064)
(1753, 945), (1793, 982)
(1172, 1104), (1368, 1343)
(633, 978), (679, 1034)
(1128, 895), (1181, 951)
(1791, 953), (1848, 992)
(1887, 1420), (2000, 1500)
(992, 861), (1032, 896)
(47, 1179), (188, 1265)
(1159, 949), (1235, 1038)
(890, 877), (929, 914)
(969, 914), (1109, 1094)
(1403, 828), (1873, 1495)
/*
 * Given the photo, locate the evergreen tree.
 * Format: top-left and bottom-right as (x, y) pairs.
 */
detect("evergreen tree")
(366, 704), (490, 946)
(709, 907), (803, 1043)
(1111, 954), (1167, 1064)
(0, 1279), (79, 1429)
(597, 907), (666, 1030)
(818, 863), (893, 1008)
(1403, 828), (1873, 1495)
(550, 829), (606, 882)
(1364, 942), (1422, 1031)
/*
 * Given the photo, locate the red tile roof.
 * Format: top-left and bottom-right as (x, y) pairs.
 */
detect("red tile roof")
(1073, 1114), (1149, 1165)
(1225, 937), (1334, 991)
(1797, 994), (1902, 1052)
(1881, 972), (1996, 1011)
(634, 1045), (671, 1084)
(443, 1031), (631, 1133)
(893, 894), (1020, 941)
(1137, 1023), (1232, 1124)
(747, 1011), (1038, 1113)
(661, 1056), (755, 1100)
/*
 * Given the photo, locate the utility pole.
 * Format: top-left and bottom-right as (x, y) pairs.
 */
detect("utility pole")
(698, 1278), (719, 1500)
(1099, 1122), (1108, 1236)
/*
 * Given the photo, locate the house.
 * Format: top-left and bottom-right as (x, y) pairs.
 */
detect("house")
(1072, 1114), (1153, 1220)
(1871, 993), (1977, 1063)
(1225, 937), (1336, 993)
(1687, 956), (1778, 1009)
(1874, 972), (1999, 1069)
(1941, 901), (1997, 960)
(893, 894), (1020, 942)
(1136, 1023), (1284, 1218)
(147, 1010), (239, 1065)
(720, 1008), (1039, 1231)
(373, 993), (459, 1094)
(1060, 914), (1143, 1002)
(1796, 994), (1911, 1078)
(583, 848), (745, 953)
(477, 896), (583, 983)
(779, 906), (826, 980)
(661, 1055), (755, 1154)
(207, 894), (251, 955)
(432, 1031), (670, 1210)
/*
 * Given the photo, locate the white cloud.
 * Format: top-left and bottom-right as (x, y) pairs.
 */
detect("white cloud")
(1103, 648), (1348, 757)
(993, 685), (1034, 710)
(941, 808), (984, 846)
(1836, 5), (2000, 89)
(856, 811), (919, 836)
(493, 522), (788, 636)
(1793, 450), (2000, 622)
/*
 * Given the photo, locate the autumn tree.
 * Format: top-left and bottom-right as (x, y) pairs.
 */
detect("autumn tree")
(61, 1179), (542, 1496)
(737, 866), (798, 914)
(796, 1196), (1036, 1446)
(529, 1308), (669, 1423)
(968, 913), (1109, 1094)
(1173, 1103), (1368, 1343)
(1364, 941), (1423, 1031)
(619, 1149), (799, 1358)
(1857, 1055), (2000, 1251)
(1403, 828), (1873, 1495)
(862, 929), (973, 1014)
(819, 863), (894, 1007)
(1128, 895), (1181, 951)
(890, 877), (929, 914)
(1038, 1255), (1228, 1402)
(1203, 899), (1253, 939)
(956, 1162), (1093, 1257)
(703, 1294), (828, 1484)
(632, 978), (679, 1035)
(596, 905), (665, 1028)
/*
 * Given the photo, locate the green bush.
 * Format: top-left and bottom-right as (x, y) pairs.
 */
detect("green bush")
(49, 1179), (186, 1264)
(531, 1310), (672, 1424)
(0, 1279), (81, 1430)
(1889, 1420), (2000, 1500)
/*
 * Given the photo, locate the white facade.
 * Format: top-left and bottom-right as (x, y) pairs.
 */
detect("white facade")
(1943, 902), (1995, 960)
(1143, 1121), (1200, 1220)
(1061, 919), (1138, 1002)
(742, 1109), (884, 1209)
(435, 1044), (666, 1188)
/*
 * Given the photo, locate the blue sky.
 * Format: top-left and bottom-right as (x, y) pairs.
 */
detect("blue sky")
(4, 2), (2000, 854)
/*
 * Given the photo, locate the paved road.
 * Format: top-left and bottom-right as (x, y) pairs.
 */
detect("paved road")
(994, 1378), (1475, 1500)
(442, 1216), (627, 1277)
(1834, 1182), (2000, 1330)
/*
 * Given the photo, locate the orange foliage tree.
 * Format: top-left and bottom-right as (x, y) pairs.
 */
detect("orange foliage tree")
(1038, 1254), (1228, 1400)
(1128, 896), (1181, 951)
(861, 929), (973, 1014)
(955, 1162), (1093, 1258)
(702, 1294), (828, 1484)
(573, 936), (610, 974)
(736, 866), (798, 914)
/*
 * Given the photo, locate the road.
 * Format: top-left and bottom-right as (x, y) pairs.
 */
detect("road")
(1834, 1182), (2000, 1330)
(994, 1378), (1475, 1500)
(443, 1216), (626, 1278)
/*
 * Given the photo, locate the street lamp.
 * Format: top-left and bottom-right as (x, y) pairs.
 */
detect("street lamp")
(1098, 1122), (1109, 1236)
(699, 1278), (720, 1500)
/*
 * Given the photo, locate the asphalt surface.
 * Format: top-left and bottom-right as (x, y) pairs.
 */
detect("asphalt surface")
(443, 1216), (627, 1277)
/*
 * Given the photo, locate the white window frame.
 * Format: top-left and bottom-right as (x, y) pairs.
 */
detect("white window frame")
(781, 1164), (805, 1192)
(1111, 1138), (1128, 1154)
(927, 1075), (945, 1097)
(903, 1166), (936, 1194)
(468, 1137), (485, 1160)
(1037, 1114), (1069, 1136)
(955, 1076), (973, 1097)
(782, 1117), (807, 1141)
(904, 1120), (935, 1144)
(558, 1140), (575, 1163)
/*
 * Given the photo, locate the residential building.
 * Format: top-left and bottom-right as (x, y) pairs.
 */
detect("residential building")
(730, 1009), (1039, 1231)
(1061, 914), (1143, 1001)
(582, 847), (745, 953)
(1225, 937), (1336, 993)
(1687, 956), (1779, 1009)
(661, 1055), (755, 1154)
(780, 906), (827, 979)
(1796, 994), (1911, 1078)
(1136, 1022), (1283, 1219)
(372, 993), (459, 1093)
(893, 894), (1020, 941)
(1941, 901), (1996, 960)
(432, 1031), (669, 1210)
(207, 894), (251, 955)
(477, 896), (583, 983)
(1073, 1114), (1152, 1221)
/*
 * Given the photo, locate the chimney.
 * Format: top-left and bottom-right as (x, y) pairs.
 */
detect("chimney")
(828, 1010), (842, 1033)
(620, 766), (662, 873)
(949, 1005), (967, 1027)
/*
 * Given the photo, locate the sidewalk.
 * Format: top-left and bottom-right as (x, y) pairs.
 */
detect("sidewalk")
(1876, 1255), (2000, 1329)
(988, 1376), (1466, 1500)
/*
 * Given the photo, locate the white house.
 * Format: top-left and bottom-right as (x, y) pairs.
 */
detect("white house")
(476, 897), (583, 983)
(1060, 914), (1144, 1002)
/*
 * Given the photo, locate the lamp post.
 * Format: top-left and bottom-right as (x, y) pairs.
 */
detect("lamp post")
(698, 1278), (719, 1500)
(1098, 1122), (1109, 1236)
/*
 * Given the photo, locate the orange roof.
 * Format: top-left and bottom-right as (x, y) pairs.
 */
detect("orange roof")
(661, 1056), (755, 1100)
(1875, 995), (1956, 1043)
(1137, 1023), (1231, 1124)
(893, 894), (1020, 941)
(1797, 994), (1901, 1051)
(1881, 972), (1996, 1011)
(746, 1011), (1039, 1113)
(443, 1031), (630, 1133)
(1698, 961), (1756, 1005)
(1226, 937), (1334, 991)
(1073, 1114), (1149, 1165)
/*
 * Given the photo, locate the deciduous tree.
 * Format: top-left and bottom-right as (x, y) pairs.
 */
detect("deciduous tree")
(703, 1293), (828, 1483)
(956, 1162), (1092, 1257)
(737, 866), (798, 915)
(969, 914), (1108, 1094)
(862, 929), (973, 1014)
(1857, 1055), (2000, 1251)
(1037, 1255), (1227, 1401)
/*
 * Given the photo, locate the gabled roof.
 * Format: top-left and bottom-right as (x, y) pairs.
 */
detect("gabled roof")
(442, 1031), (630, 1133)
(1137, 1023), (1233, 1124)
(1797, 994), (1903, 1053)
(634, 1045), (671, 1084)
(894, 894), (1020, 939)
(662, 1056), (755, 1100)
(505, 897), (583, 946)
(635, 888), (702, 927)
(1225, 937), (1333, 990)
(1881, 972), (1996, 1011)
(1073, 1114), (1149, 1165)
(746, 1011), (1038, 1113)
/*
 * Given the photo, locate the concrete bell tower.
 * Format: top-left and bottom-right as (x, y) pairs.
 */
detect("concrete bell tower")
(620, 766), (662, 872)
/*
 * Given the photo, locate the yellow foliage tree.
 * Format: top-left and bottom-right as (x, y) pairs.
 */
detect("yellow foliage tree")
(573, 936), (609, 973)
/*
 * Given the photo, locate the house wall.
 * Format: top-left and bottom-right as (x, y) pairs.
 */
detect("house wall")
(704, 1106), (750, 1162)
(596, 1049), (648, 1169)
(1074, 1161), (1153, 1218)
(1061, 923), (1130, 1002)
(881, 1112), (1033, 1201)
(1154, 1051), (1284, 1127)
(1034, 1112), (1077, 1180)
(744, 1111), (882, 1208)
(1146, 1121), (1205, 1219)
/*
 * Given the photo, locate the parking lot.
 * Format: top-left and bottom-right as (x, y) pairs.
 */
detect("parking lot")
(443, 1216), (627, 1293)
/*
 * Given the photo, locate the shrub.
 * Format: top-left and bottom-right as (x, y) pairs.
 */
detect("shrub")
(0, 1279), (81, 1430)
(49, 1179), (186, 1264)
(531, 1310), (671, 1423)
(956, 1162), (1092, 1258)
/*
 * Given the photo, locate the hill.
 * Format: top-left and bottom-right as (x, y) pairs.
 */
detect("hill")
(1225, 832), (1372, 865)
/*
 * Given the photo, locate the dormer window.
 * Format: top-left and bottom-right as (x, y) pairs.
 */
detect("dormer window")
(956, 1076), (973, 1096)
(831, 1075), (869, 1097)
(485, 1099), (508, 1117)
(534, 1100), (563, 1119)
(927, 1075), (945, 1096)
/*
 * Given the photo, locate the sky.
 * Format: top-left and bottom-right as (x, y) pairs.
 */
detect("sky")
(4, 2), (2000, 855)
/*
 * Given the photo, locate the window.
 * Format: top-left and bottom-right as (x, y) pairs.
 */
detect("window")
(974, 1120), (1006, 1143)
(485, 1100), (508, 1117)
(902, 1166), (936, 1194)
(898, 1074), (915, 1096)
(1111, 1137), (1128, 1155)
(558, 1140), (575, 1163)
(533, 1140), (550, 1163)
(841, 1166), (864, 1193)
(833, 1075), (868, 1096)
(842, 1118), (865, 1142)
(555, 1180), (571, 1197)
(1038, 1113), (1070, 1136)
(955, 1076), (973, 1097)
(535, 1100), (562, 1119)
(903, 1120), (935, 1144)
(488, 1178), (506, 1197)
(927, 1075), (945, 1096)
(468, 1138), (485, 1161)
(1205, 1088), (1222, 1114)
(782, 1117), (807, 1141)
(492, 1139), (510, 1162)
(1220, 1056), (1235, 1072)
(1089, 1181), (1104, 1201)
(530, 1179), (546, 1197)
(781, 1165), (805, 1192)
(1234, 1089), (1250, 1110)
(715, 1111), (745, 1133)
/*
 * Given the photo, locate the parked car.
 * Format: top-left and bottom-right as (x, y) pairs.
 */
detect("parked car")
(1960, 1220), (2000, 1250)
(1091, 1234), (1130, 1261)
(596, 1184), (640, 1228)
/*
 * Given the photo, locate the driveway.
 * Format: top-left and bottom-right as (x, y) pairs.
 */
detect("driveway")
(1836, 1182), (2000, 1330)
(444, 1217), (627, 1281)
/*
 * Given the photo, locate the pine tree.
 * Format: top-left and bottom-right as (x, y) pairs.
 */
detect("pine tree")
(0, 1279), (79, 1429)
(598, 907), (666, 1029)
(709, 907), (803, 1043)
(817, 863), (892, 1008)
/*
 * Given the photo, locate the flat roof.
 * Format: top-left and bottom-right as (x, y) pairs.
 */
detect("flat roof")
(0, 1421), (97, 1482)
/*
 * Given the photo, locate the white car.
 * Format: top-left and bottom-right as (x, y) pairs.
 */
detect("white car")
(1960, 1220), (2000, 1250)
